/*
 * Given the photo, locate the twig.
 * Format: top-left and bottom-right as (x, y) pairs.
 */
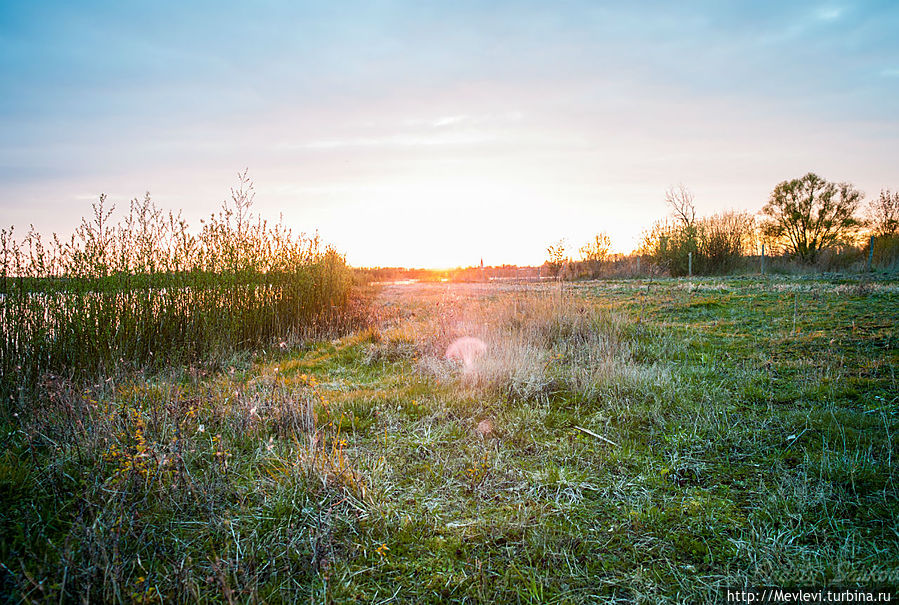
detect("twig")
(574, 425), (619, 447)
(784, 427), (808, 451)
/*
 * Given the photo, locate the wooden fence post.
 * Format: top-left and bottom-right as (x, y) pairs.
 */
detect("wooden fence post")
(867, 236), (875, 272)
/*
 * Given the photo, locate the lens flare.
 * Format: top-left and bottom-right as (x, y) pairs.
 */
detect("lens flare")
(445, 336), (487, 370)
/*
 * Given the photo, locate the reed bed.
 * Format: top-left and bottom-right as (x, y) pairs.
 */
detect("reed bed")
(1, 173), (359, 405)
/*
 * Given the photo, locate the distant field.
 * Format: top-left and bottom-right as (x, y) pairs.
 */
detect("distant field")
(2, 276), (897, 603)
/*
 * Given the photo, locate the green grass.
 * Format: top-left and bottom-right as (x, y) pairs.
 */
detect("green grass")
(2, 276), (898, 603)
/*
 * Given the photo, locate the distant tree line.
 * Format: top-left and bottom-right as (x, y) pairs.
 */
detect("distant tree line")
(545, 173), (899, 277)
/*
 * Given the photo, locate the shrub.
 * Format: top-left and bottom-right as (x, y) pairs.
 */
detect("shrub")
(872, 235), (899, 270)
(640, 211), (754, 276)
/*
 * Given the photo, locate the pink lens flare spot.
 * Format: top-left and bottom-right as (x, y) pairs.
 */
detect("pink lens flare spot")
(445, 336), (487, 369)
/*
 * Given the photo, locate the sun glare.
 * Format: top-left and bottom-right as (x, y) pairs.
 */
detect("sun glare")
(304, 167), (645, 269)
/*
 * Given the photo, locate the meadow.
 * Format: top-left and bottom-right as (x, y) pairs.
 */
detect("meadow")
(1, 274), (897, 603)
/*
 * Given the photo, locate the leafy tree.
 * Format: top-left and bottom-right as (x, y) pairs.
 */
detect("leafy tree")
(867, 189), (899, 270)
(579, 233), (611, 277)
(544, 239), (568, 277)
(868, 188), (899, 237)
(759, 172), (862, 263)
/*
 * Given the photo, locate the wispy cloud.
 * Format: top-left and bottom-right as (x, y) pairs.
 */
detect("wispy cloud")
(403, 112), (524, 129)
(431, 115), (468, 127)
(294, 131), (498, 150)
(816, 6), (844, 21)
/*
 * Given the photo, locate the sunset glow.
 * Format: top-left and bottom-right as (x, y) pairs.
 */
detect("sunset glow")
(2, 2), (898, 267)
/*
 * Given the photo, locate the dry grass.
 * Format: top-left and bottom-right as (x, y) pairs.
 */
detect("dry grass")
(408, 286), (642, 400)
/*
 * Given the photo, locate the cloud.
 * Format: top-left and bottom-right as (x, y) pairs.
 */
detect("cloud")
(296, 131), (498, 150)
(816, 6), (844, 21)
(432, 115), (469, 127)
(403, 112), (525, 129)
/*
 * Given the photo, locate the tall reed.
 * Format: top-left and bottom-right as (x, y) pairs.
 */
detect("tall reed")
(1, 171), (357, 405)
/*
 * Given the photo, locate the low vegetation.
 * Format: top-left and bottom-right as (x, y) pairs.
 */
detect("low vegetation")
(3, 276), (896, 602)
(0, 172), (360, 404)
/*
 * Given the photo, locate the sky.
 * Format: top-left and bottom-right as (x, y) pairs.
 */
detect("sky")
(1, 1), (898, 268)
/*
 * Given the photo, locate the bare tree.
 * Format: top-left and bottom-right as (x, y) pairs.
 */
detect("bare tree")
(760, 172), (862, 263)
(666, 184), (695, 227)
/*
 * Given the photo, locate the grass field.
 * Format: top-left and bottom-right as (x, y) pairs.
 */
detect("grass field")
(2, 276), (898, 603)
